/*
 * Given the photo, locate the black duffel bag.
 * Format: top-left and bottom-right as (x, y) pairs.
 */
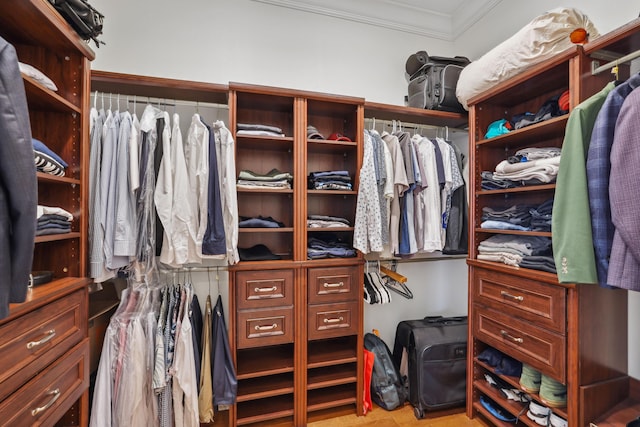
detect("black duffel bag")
(49, 0), (105, 47)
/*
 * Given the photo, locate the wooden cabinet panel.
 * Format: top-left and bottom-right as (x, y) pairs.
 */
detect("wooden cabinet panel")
(307, 266), (359, 304)
(308, 301), (358, 340)
(0, 339), (88, 427)
(236, 269), (294, 309)
(237, 307), (294, 349)
(473, 267), (566, 334)
(0, 288), (85, 402)
(474, 305), (565, 381)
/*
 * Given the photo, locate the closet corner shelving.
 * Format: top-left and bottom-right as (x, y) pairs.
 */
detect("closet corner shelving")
(228, 82), (365, 427)
(466, 19), (640, 427)
(0, 0), (94, 424)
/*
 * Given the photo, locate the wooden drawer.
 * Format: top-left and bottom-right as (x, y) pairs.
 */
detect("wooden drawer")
(474, 305), (565, 381)
(0, 339), (88, 427)
(237, 307), (294, 349)
(0, 288), (86, 402)
(308, 266), (359, 304)
(236, 269), (294, 309)
(473, 267), (566, 334)
(308, 301), (358, 340)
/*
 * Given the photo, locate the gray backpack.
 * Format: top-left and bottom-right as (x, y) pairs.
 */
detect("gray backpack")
(364, 332), (407, 410)
(406, 51), (470, 113)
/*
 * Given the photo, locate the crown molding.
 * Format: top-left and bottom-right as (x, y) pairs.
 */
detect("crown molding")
(251, 0), (499, 41)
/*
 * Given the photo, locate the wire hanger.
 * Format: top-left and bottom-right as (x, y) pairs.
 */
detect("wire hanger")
(383, 276), (413, 300)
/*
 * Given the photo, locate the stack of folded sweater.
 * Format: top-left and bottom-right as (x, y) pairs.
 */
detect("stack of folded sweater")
(33, 138), (67, 176)
(478, 234), (555, 273)
(236, 168), (293, 190)
(236, 123), (285, 137)
(307, 215), (350, 228)
(482, 147), (561, 188)
(37, 205), (73, 236)
(307, 170), (352, 190)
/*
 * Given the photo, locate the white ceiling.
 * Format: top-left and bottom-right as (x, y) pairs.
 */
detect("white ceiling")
(250, 0), (501, 40)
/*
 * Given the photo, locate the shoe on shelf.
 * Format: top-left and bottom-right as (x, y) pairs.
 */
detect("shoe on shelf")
(526, 401), (550, 426)
(549, 412), (568, 427)
(520, 363), (542, 393)
(540, 374), (567, 408)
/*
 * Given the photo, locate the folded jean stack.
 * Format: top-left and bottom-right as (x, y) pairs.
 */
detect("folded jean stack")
(307, 170), (352, 190)
(477, 234), (555, 273)
(482, 147), (561, 189)
(33, 138), (67, 177)
(37, 205), (73, 236)
(238, 216), (284, 228)
(307, 233), (355, 260)
(236, 168), (293, 190)
(481, 198), (553, 232)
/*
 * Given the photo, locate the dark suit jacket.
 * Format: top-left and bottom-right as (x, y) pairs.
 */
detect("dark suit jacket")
(0, 37), (38, 319)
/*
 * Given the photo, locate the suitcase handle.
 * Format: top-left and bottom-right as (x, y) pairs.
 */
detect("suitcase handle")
(423, 316), (467, 324)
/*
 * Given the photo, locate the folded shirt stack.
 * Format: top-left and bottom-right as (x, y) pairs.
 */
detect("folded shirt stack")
(307, 170), (352, 191)
(33, 138), (67, 177)
(238, 215), (285, 228)
(307, 214), (350, 228)
(236, 123), (285, 137)
(480, 199), (553, 232)
(477, 234), (553, 272)
(484, 147), (561, 188)
(36, 205), (73, 236)
(307, 233), (356, 259)
(236, 168), (293, 190)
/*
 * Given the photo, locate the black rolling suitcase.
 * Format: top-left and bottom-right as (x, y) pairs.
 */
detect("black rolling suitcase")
(392, 316), (468, 419)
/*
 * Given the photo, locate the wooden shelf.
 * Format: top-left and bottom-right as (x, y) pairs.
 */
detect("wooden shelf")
(475, 115), (568, 148)
(475, 228), (552, 237)
(307, 384), (357, 412)
(24, 76), (81, 113)
(307, 363), (357, 390)
(237, 373), (294, 402)
(476, 184), (556, 196)
(364, 100), (468, 129)
(236, 395), (294, 426)
(36, 172), (81, 186)
(0, 0), (94, 59)
(236, 345), (295, 379)
(35, 232), (81, 244)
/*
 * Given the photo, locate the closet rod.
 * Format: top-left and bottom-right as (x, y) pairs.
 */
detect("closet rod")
(91, 92), (228, 109)
(158, 265), (228, 274)
(364, 117), (459, 136)
(591, 48), (640, 75)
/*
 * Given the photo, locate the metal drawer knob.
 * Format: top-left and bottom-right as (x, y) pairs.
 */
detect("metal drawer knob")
(254, 286), (277, 293)
(324, 316), (344, 324)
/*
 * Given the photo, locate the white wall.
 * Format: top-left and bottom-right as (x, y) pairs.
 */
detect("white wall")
(89, 0), (640, 378)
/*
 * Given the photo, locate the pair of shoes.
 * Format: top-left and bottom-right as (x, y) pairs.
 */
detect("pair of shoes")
(539, 374), (567, 407)
(519, 364), (567, 407)
(527, 401), (550, 426)
(526, 401), (567, 427)
(520, 363), (542, 393)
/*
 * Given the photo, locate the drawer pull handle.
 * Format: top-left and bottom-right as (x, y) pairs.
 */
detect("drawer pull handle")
(324, 316), (344, 324)
(27, 329), (56, 349)
(500, 291), (524, 302)
(254, 286), (277, 293)
(500, 329), (524, 344)
(31, 388), (60, 417)
(255, 323), (278, 331)
(323, 281), (344, 288)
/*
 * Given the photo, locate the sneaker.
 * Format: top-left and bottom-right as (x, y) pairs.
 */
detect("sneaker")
(549, 412), (568, 427)
(526, 401), (550, 426)
(540, 374), (567, 407)
(520, 363), (542, 393)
